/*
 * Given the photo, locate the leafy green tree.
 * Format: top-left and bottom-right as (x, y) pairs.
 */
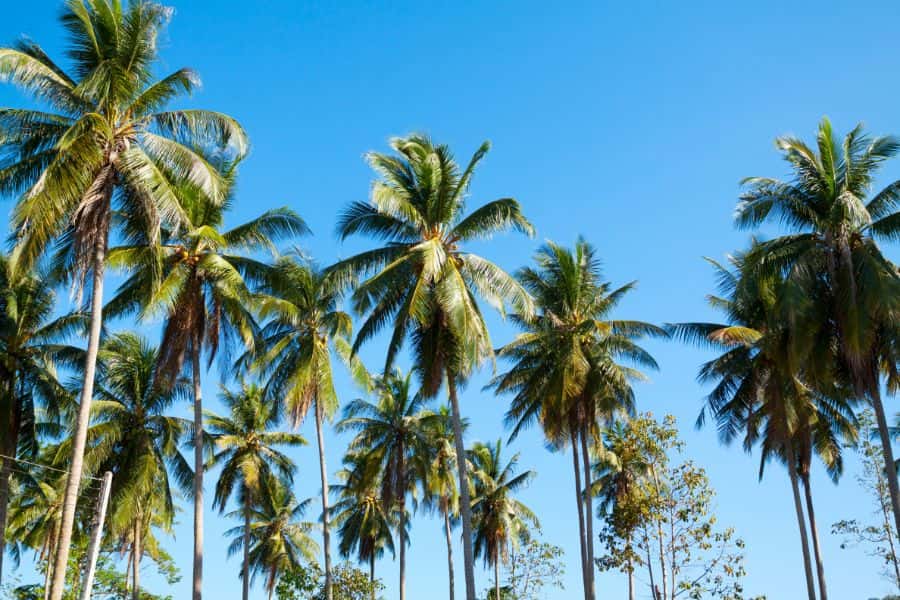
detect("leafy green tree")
(275, 562), (384, 600)
(735, 118), (900, 544)
(332, 135), (534, 600)
(71, 333), (190, 599)
(501, 537), (565, 600)
(0, 253), (82, 584)
(332, 452), (395, 598)
(106, 156), (306, 600)
(595, 414), (753, 600)
(0, 2), (248, 596)
(337, 369), (438, 600)
(469, 439), (537, 600)
(250, 254), (352, 600)
(491, 238), (662, 600)
(832, 409), (900, 589)
(206, 381), (307, 600)
(226, 479), (318, 600)
(670, 247), (857, 600)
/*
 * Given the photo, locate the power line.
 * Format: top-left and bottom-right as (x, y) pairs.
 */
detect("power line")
(0, 454), (104, 481)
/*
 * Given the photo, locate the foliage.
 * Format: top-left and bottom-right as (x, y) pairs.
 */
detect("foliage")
(595, 414), (753, 600)
(502, 538), (565, 600)
(832, 409), (900, 589)
(274, 562), (384, 600)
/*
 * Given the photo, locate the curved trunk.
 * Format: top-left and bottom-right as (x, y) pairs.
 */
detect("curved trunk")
(314, 397), (333, 600)
(869, 384), (900, 541)
(444, 502), (456, 600)
(192, 343), (204, 600)
(787, 454), (816, 600)
(49, 230), (108, 600)
(571, 434), (589, 600)
(446, 371), (476, 600)
(242, 496), (251, 600)
(580, 429), (596, 600)
(801, 474), (827, 600)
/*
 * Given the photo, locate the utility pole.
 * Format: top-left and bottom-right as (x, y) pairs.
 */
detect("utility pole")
(79, 471), (112, 600)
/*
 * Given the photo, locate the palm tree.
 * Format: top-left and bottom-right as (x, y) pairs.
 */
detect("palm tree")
(106, 157), (307, 600)
(331, 135), (534, 600)
(226, 479), (318, 600)
(490, 239), (662, 600)
(736, 118), (900, 539)
(424, 406), (463, 600)
(337, 369), (438, 600)
(669, 249), (856, 600)
(72, 332), (191, 600)
(0, 3), (247, 596)
(0, 253), (82, 584)
(251, 254), (351, 600)
(332, 452), (396, 599)
(469, 439), (537, 600)
(206, 380), (307, 600)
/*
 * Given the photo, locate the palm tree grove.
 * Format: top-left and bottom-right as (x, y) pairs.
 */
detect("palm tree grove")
(4, 1), (900, 599)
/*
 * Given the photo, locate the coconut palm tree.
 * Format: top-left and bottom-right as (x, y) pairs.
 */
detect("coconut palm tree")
(69, 332), (191, 600)
(669, 248), (856, 600)
(490, 239), (662, 600)
(332, 452), (396, 600)
(105, 156), (307, 600)
(226, 479), (318, 600)
(0, 3), (247, 596)
(336, 369), (438, 600)
(0, 253), (83, 584)
(469, 439), (537, 600)
(250, 254), (351, 600)
(735, 118), (900, 539)
(423, 406), (463, 600)
(331, 135), (534, 600)
(206, 381), (307, 600)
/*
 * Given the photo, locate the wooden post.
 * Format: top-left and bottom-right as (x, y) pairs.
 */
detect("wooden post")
(79, 471), (113, 600)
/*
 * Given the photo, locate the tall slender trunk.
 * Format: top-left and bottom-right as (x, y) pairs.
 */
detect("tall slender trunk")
(314, 397), (333, 600)
(801, 474), (827, 600)
(49, 236), (107, 600)
(446, 372), (476, 600)
(570, 435), (589, 600)
(192, 343), (204, 600)
(641, 526), (656, 598)
(369, 553), (375, 600)
(787, 454), (816, 600)
(870, 384), (900, 539)
(626, 531), (635, 600)
(494, 548), (500, 600)
(649, 465), (667, 600)
(579, 429), (596, 600)
(43, 556), (52, 600)
(0, 445), (12, 585)
(877, 465), (900, 588)
(242, 496), (251, 600)
(132, 521), (142, 600)
(443, 503), (456, 600)
(399, 497), (406, 600)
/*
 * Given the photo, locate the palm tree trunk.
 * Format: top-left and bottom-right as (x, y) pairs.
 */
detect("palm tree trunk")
(192, 342), (204, 600)
(494, 548), (500, 600)
(370, 553), (375, 600)
(570, 434), (590, 600)
(49, 235), (107, 600)
(314, 397), (333, 600)
(446, 371), (476, 600)
(399, 500), (407, 600)
(869, 384), (900, 540)
(132, 521), (142, 600)
(443, 503), (456, 600)
(0, 449), (11, 585)
(579, 429), (596, 600)
(787, 454), (816, 600)
(242, 497), (251, 600)
(801, 474), (827, 600)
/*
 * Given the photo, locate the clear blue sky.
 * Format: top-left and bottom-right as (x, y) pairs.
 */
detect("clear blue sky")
(3, 1), (900, 598)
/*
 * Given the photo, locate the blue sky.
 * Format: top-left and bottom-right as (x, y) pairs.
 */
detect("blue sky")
(3, 1), (900, 598)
